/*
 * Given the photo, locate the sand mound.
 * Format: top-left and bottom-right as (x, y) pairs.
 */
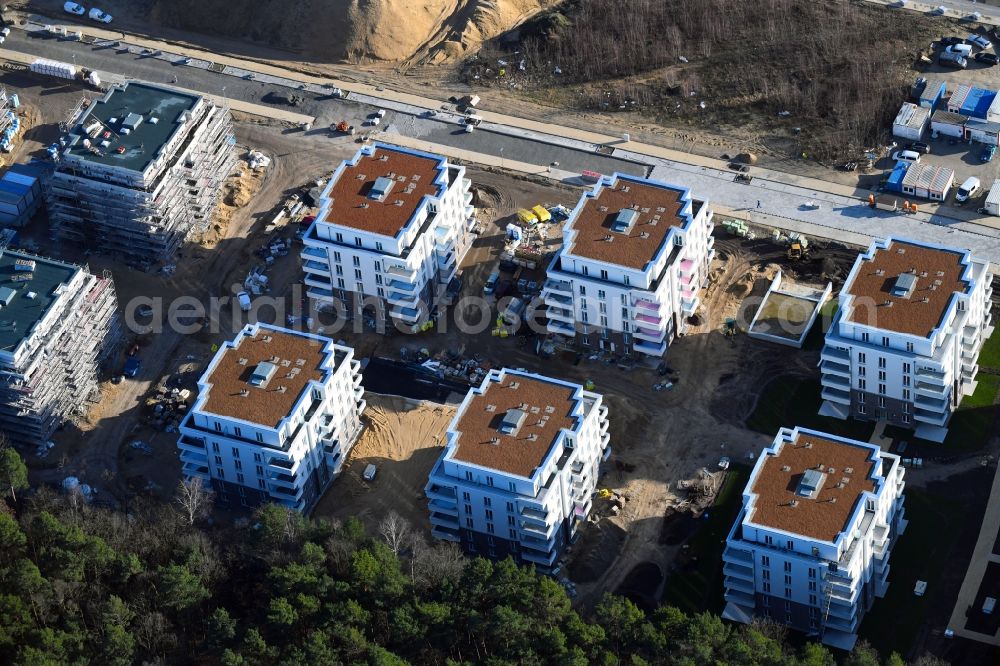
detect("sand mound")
(149, 0), (553, 63)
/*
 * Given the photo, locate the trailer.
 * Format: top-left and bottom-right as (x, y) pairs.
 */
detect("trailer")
(985, 179), (1000, 215)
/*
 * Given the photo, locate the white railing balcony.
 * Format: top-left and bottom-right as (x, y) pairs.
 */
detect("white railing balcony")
(386, 264), (417, 279)
(543, 278), (573, 297)
(633, 297), (660, 312)
(681, 296), (700, 314)
(306, 287), (335, 301)
(915, 380), (947, 397)
(428, 498), (459, 516)
(521, 548), (557, 567)
(431, 525), (461, 543)
(821, 373), (850, 389)
(425, 483), (457, 501)
(724, 575), (755, 594)
(390, 305), (422, 323)
(821, 386), (851, 404)
(914, 393), (947, 410)
(634, 339), (667, 356)
(916, 366), (947, 384)
(547, 319), (576, 336)
(820, 359), (851, 377)
(462, 177), (472, 190)
(179, 449), (209, 466)
(302, 259), (329, 274)
(302, 246), (326, 259)
(387, 290), (419, 307)
(634, 326), (666, 343)
(821, 346), (851, 362)
(598, 405), (609, 420)
(723, 546), (753, 562)
(600, 432), (610, 448)
(429, 512), (460, 530)
(679, 258), (695, 275)
(464, 191), (473, 206)
(304, 274), (333, 289)
(546, 306), (575, 324)
(914, 407), (948, 426)
(543, 291), (573, 307)
(962, 362), (978, 379)
(181, 462), (210, 478)
(634, 312), (663, 327)
(724, 588), (755, 607)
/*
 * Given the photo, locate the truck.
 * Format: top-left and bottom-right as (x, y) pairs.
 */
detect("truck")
(501, 297), (527, 324)
(331, 120), (355, 135)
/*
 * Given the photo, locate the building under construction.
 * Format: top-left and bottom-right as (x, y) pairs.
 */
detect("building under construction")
(47, 81), (236, 264)
(0, 249), (121, 446)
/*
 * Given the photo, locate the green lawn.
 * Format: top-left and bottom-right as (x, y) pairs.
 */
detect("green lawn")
(859, 489), (965, 657)
(979, 326), (1000, 371)
(746, 375), (875, 442)
(884, 373), (1000, 452)
(661, 466), (748, 615)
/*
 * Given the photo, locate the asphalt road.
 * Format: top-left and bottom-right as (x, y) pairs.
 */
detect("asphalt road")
(4, 28), (646, 178)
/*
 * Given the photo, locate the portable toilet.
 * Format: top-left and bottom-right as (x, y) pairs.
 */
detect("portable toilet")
(531, 204), (551, 223)
(516, 208), (538, 225)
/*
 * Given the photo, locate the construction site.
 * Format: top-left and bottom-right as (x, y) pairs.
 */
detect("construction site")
(46, 81), (237, 264)
(0, 248), (121, 447)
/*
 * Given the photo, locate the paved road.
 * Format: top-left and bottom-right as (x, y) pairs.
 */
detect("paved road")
(7, 21), (1000, 265)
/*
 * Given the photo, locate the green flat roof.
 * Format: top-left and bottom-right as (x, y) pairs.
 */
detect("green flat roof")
(65, 82), (200, 173)
(0, 250), (79, 353)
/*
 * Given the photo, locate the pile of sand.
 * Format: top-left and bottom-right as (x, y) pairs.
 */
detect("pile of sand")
(150, 0), (554, 63)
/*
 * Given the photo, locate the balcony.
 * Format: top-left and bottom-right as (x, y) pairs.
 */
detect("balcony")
(723, 546), (753, 562)
(821, 385), (850, 404)
(177, 434), (206, 452)
(914, 393), (947, 410)
(681, 296), (699, 314)
(821, 346), (851, 362)
(385, 264), (417, 279)
(915, 380), (947, 397)
(634, 312), (662, 327)
(546, 306), (575, 324)
(963, 325), (980, 347)
(390, 305), (422, 323)
(521, 548), (557, 567)
(179, 449), (208, 467)
(430, 511), (460, 527)
(306, 286), (334, 301)
(723, 561), (754, 580)
(543, 291), (573, 307)
(821, 372), (850, 389)
(303, 274), (333, 289)
(679, 258), (695, 274)
(724, 575), (755, 595)
(267, 456), (297, 472)
(270, 484), (303, 501)
(543, 278), (573, 296)
(598, 404), (608, 420)
(302, 259), (329, 274)
(916, 366), (947, 385)
(521, 520), (555, 539)
(268, 471), (298, 489)
(634, 326), (666, 343)
(724, 587), (755, 607)
(914, 407), (948, 426)
(425, 483), (457, 501)
(431, 525), (461, 542)
(820, 359), (851, 378)
(181, 462), (210, 477)
(547, 319), (576, 336)
(387, 278), (418, 292)
(521, 506), (549, 526)
(302, 246), (326, 259)
(634, 338), (667, 356)
(387, 290), (419, 307)
(633, 297), (660, 312)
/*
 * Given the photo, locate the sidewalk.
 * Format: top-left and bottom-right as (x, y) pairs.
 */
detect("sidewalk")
(947, 460), (1000, 645)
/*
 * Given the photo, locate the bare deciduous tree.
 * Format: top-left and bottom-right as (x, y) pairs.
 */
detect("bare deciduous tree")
(378, 511), (411, 556)
(175, 477), (214, 526)
(411, 540), (466, 589)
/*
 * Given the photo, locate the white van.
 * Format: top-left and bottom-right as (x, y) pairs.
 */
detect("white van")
(237, 291), (252, 312)
(363, 464), (377, 482)
(956, 176), (981, 202)
(892, 150), (921, 164)
(947, 43), (973, 57)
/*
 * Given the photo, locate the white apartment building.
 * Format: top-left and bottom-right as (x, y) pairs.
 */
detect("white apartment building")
(177, 323), (366, 512)
(819, 237), (994, 442)
(425, 368), (611, 571)
(0, 249), (121, 445)
(722, 427), (907, 650)
(542, 173), (714, 357)
(301, 143), (475, 331)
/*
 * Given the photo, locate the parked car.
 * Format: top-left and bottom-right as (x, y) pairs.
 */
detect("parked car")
(969, 34), (992, 50)
(946, 43), (973, 56)
(939, 52), (968, 69)
(931, 6), (947, 16)
(956, 176), (982, 202)
(63, 2), (85, 15)
(982, 145), (996, 162)
(908, 142), (931, 154)
(483, 270), (500, 295)
(237, 291), (252, 312)
(976, 52), (999, 65)
(363, 464), (378, 482)
(136, 305), (154, 318)
(123, 358), (141, 378)
(939, 36), (965, 46)
(892, 150), (921, 164)
(88, 7), (112, 23)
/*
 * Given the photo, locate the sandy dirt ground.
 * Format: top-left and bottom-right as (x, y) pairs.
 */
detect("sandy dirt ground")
(313, 394), (456, 533)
